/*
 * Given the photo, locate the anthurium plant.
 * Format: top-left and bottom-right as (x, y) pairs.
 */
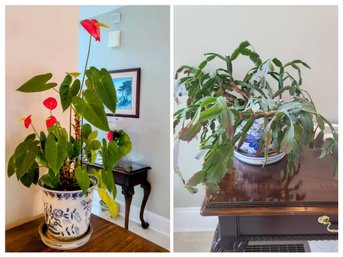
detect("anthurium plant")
(174, 41), (338, 193)
(7, 19), (131, 217)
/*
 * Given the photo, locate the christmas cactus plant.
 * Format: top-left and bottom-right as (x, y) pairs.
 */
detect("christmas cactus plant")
(174, 41), (338, 193)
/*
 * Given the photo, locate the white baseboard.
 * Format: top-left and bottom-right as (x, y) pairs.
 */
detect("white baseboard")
(92, 196), (170, 237)
(174, 207), (217, 232)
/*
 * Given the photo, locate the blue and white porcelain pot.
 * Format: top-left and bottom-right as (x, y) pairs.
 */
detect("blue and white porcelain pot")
(234, 118), (285, 165)
(38, 176), (98, 241)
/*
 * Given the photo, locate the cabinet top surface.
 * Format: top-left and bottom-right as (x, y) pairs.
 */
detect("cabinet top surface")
(202, 148), (337, 214)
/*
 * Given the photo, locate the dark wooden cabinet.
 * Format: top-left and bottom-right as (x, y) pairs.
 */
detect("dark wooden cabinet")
(201, 148), (338, 252)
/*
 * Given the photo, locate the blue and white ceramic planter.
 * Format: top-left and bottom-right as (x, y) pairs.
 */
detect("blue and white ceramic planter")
(38, 176), (98, 241)
(235, 118), (285, 165)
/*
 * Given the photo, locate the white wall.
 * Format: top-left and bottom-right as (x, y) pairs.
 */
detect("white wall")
(79, 6), (170, 219)
(5, 6), (79, 228)
(174, 6), (338, 208)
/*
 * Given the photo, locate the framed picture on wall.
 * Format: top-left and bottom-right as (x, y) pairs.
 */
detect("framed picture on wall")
(106, 68), (141, 118)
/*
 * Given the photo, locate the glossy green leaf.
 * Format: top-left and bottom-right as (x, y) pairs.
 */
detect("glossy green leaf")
(45, 133), (68, 175)
(199, 106), (221, 122)
(68, 140), (81, 159)
(72, 89), (110, 131)
(20, 161), (39, 187)
(86, 67), (118, 114)
(81, 123), (92, 141)
(102, 168), (115, 193)
(76, 166), (91, 194)
(7, 155), (15, 177)
(88, 140), (101, 151)
(13, 140), (39, 180)
(41, 169), (60, 188)
(272, 58), (283, 67)
(59, 75), (80, 111)
(17, 73), (57, 92)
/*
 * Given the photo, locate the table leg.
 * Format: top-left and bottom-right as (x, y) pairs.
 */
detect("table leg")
(139, 181), (151, 229)
(211, 223), (248, 252)
(122, 186), (135, 230)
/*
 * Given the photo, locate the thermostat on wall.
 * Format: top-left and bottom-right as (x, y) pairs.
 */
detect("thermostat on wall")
(111, 13), (121, 24)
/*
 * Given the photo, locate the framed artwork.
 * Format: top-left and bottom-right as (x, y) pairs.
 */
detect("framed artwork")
(106, 68), (141, 118)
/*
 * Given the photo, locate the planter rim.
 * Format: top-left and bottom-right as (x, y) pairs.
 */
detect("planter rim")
(37, 175), (98, 194)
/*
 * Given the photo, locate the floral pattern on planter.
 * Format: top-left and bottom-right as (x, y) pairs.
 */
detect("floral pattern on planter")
(44, 203), (82, 237)
(236, 118), (274, 156)
(39, 176), (97, 241)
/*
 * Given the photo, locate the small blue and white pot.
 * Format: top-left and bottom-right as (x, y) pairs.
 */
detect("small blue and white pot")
(234, 118), (285, 165)
(38, 176), (98, 241)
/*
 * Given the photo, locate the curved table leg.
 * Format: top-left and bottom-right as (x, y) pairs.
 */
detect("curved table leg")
(140, 181), (151, 229)
(122, 186), (135, 230)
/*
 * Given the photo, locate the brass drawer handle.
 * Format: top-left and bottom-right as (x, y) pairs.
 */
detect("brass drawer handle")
(318, 215), (338, 233)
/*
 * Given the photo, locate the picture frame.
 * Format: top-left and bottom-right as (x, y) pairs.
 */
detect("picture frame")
(106, 68), (141, 118)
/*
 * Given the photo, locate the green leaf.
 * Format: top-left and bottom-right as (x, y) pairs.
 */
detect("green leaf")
(45, 133), (68, 175)
(102, 168), (115, 193)
(68, 140), (81, 159)
(87, 131), (98, 143)
(72, 89), (110, 131)
(19, 161), (39, 187)
(186, 170), (204, 187)
(76, 166), (91, 194)
(272, 58), (283, 67)
(86, 67), (118, 114)
(199, 106), (222, 122)
(204, 53), (226, 61)
(7, 155), (15, 177)
(280, 125), (296, 154)
(81, 123), (92, 141)
(17, 73), (57, 92)
(237, 119), (254, 149)
(13, 140), (39, 180)
(198, 60), (208, 70)
(88, 140), (101, 151)
(41, 169), (60, 188)
(59, 75), (80, 111)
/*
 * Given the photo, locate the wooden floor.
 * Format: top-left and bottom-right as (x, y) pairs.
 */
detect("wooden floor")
(6, 214), (168, 252)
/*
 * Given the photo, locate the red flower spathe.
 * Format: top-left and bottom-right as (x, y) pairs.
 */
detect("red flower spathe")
(107, 131), (113, 141)
(43, 97), (57, 110)
(81, 19), (101, 41)
(46, 116), (57, 128)
(24, 115), (32, 128)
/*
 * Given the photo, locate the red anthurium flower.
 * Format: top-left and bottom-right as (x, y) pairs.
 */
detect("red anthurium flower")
(107, 131), (113, 141)
(46, 116), (57, 128)
(81, 19), (101, 41)
(21, 115), (32, 128)
(43, 97), (57, 110)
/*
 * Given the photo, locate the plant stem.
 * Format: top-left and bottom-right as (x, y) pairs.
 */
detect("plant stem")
(239, 110), (276, 120)
(30, 123), (40, 140)
(80, 35), (92, 94)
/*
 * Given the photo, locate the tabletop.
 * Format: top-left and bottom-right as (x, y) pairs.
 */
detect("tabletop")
(201, 148), (338, 216)
(6, 214), (168, 252)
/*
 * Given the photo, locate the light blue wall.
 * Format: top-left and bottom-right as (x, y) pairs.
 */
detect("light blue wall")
(78, 6), (170, 218)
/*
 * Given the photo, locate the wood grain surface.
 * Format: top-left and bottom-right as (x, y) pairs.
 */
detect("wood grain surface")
(6, 214), (168, 252)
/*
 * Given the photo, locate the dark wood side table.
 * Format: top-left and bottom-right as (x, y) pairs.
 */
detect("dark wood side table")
(6, 214), (167, 252)
(86, 161), (151, 230)
(201, 148), (338, 252)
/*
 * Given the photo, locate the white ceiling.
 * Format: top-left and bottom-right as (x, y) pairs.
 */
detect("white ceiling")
(80, 5), (123, 19)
